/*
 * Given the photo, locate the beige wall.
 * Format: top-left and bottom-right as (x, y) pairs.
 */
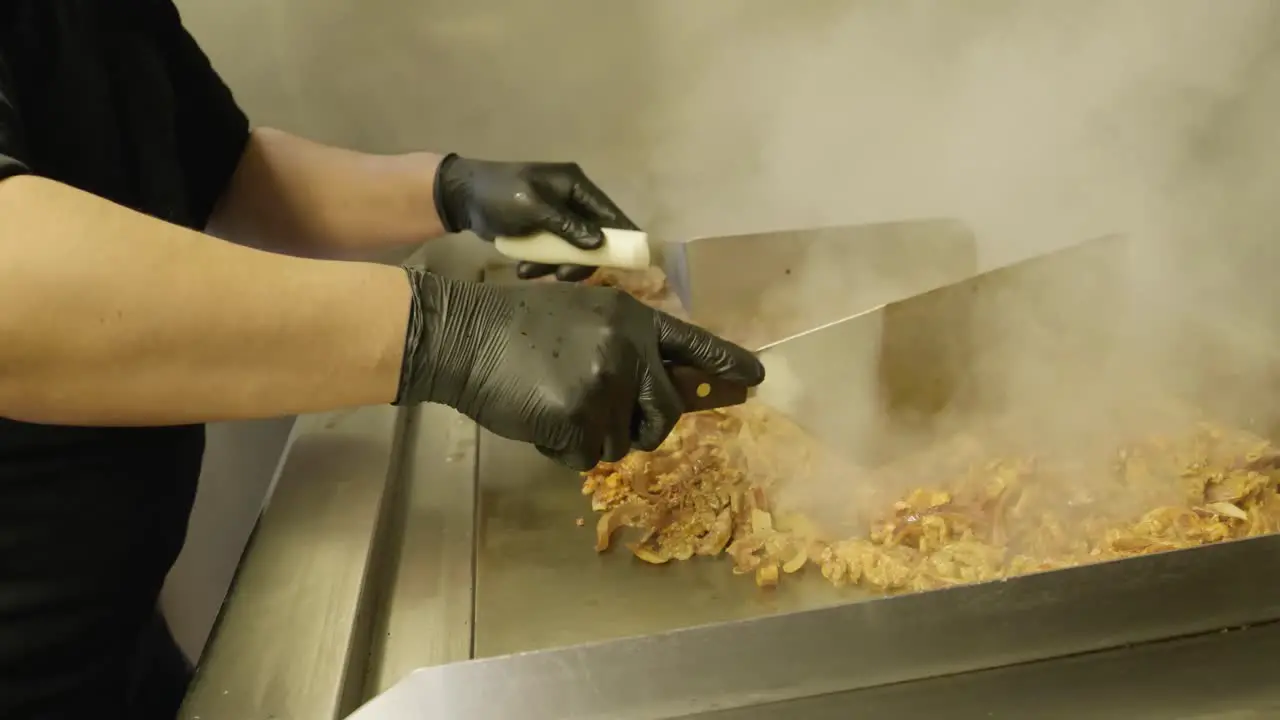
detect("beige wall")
(177, 0), (1280, 271)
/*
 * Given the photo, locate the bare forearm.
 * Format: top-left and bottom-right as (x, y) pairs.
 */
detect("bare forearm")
(209, 127), (447, 255)
(0, 175), (409, 425)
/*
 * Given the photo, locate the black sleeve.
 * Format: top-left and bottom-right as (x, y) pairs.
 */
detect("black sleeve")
(0, 47), (31, 184)
(142, 0), (250, 227)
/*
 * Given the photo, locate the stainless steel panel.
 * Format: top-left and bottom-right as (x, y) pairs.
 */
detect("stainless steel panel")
(180, 406), (407, 720)
(353, 536), (1280, 719)
(700, 622), (1280, 720)
(364, 402), (478, 695)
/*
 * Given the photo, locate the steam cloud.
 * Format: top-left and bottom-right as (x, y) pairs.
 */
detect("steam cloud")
(642, 1), (1280, 541)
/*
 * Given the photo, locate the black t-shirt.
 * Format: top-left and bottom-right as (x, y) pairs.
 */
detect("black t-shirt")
(0, 1), (249, 716)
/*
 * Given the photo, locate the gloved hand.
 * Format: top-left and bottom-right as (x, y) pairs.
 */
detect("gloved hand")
(433, 154), (638, 282)
(394, 268), (765, 470)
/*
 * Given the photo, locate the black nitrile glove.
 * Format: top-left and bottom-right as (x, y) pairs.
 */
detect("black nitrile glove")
(395, 268), (765, 470)
(433, 154), (639, 282)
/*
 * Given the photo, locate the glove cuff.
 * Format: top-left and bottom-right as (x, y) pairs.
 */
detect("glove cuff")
(433, 153), (464, 234)
(394, 268), (483, 408)
(394, 267), (430, 405)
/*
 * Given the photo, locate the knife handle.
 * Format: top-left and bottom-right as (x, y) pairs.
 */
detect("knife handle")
(493, 229), (652, 270)
(665, 365), (751, 413)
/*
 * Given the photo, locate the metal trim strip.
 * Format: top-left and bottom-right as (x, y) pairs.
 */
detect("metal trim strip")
(180, 406), (407, 720)
(353, 534), (1280, 719)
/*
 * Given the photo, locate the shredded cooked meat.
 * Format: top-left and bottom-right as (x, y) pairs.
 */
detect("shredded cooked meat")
(578, 268), (1280, 594)
(585, 410), (1280, 593)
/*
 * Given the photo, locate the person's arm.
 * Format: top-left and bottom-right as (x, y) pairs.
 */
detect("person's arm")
(208, 129), (448, 256)
(151, 0), (638, 274)
(0, 19), (410, 426)
(0, 174), (410, 426)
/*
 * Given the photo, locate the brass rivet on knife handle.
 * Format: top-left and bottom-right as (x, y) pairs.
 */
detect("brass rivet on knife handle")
(665, 365), (750, 412)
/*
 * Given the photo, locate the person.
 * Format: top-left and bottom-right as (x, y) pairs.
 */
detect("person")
(0, 2), (765, 718)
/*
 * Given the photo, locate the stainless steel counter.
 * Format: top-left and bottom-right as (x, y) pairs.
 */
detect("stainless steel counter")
(184, 228), (1280, 719)
(353, 537), (1280, 719)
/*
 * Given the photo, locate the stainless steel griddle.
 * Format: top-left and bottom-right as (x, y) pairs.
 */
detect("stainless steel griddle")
(183, 222), (1280, 720)
(472, 219), (982, 656)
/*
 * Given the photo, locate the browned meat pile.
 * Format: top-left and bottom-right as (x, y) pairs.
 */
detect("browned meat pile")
(584, 402), (822, 584)
(585, 413), (1280, 593)
(578, 268), (1280, 594)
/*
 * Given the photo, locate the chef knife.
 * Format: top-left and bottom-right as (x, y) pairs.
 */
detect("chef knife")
(496, 229), (742, 414)
(494, 229), (858, 418)
(492, 225), (963, 426)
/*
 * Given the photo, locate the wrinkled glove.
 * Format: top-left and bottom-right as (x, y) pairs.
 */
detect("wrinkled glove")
(433, 154), (638, 282)
(395, 268), (765, 470)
